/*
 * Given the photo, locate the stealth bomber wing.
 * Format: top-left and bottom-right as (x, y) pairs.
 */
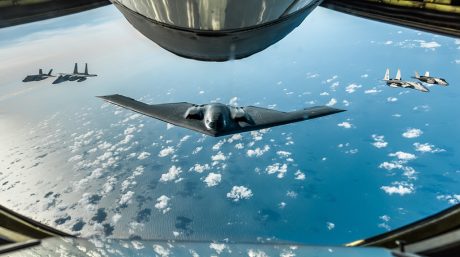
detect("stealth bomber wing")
(98, 94), (345, 137)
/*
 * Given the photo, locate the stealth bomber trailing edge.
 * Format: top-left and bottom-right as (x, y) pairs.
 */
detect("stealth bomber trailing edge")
(413, 71), (449, 86)
(383, 68), (429, 92)
(22, 69), (54, 82)
(98, 94), (345, 137)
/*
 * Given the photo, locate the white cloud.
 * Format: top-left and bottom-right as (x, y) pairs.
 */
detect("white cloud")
(154, 195), (171, 214)
(381, 182), (414, 196)
(160, 166), (182, 182)
(204, 173), (222, 187)
(372, 134), (388, 148)
(364, 88), (382, 94)
(227, 133), (242, 143)
(191, 163), (210, 173)
(437, 194), (460, 205)
(166, 123), (175, 130)
(119, 191), (134, 205)
(247, 145), (270, 157)
(209, 243), (227, 254)
(235, 143), (244, 149)
(326, 98), (337, 106)
(345, 83), (361, 93)
(326, 222), (335, 230)
(389, 151), (416, 161)
(420, 41), (441, 49)
(413, 142), (445, 153)
(337, 122), (352, 129)
(387, 97), (398, 102)
(212, 140), (226, 151)
(277, 151), (291, 158)
(294, 170), (306, 180)
(137, 151), (150, 160)
(402, 128), (423, 138)
(192, 146), (203, 154)
(325, 75), (338, 83)
(248, 249), (268, 257)
(287, 191), (298, 198)
(384, 40), (393, 45)
(211, 151), (227, 161)
(266, 163), (288, 178)
(227, 186), (253, 201)
(361, 74), (369, 78)
(455, 60), (460, 64)
(320, 92), (329, 96)
(379, 161), (403, 170)
(153, 244), (170, 257)
(158, 146), (175, 157)
(112, 213), (122, 224)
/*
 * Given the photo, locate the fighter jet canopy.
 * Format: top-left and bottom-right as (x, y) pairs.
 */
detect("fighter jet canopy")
(111, 0), (321, 61)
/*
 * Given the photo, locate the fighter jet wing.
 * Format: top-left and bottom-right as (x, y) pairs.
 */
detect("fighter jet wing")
(97, 94), (213, 135)
(229, 105), (345, 134)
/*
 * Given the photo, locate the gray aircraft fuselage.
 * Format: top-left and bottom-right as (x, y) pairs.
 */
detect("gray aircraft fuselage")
(416, 76), (448, 86)
(385, 80), (429, 92)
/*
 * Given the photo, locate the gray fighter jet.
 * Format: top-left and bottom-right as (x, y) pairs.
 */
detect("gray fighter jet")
(52, 63), (97, 84)
(383, 68), (429, 92)
(413, 71), (449, 86)
(98, 94), (345, 137)
(22, 69), (54, 82)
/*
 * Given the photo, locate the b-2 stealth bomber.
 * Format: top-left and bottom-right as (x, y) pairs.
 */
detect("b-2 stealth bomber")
(98, 94), (345, 137)
(22, 69), (54, 82)
(384, 68), (429, 92)
(413, 71), (449, 86)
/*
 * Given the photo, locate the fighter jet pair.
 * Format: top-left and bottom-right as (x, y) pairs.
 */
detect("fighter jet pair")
(22, 63), (97, 84)
(383, 69), (448, 92)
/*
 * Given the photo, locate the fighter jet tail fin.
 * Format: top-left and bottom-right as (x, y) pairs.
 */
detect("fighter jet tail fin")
(395, 69), (401, 80)
(39, 69), (43, 75)
(73, 63), (78, 74)
(48, 69), (53, 76)
(384, 68), (390, 81)
(414, 71), (420, 79)
(424, 71), (430, 77)
(84, 63), (88, 75)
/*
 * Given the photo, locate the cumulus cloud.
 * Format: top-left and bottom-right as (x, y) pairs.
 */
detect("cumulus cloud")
(389, 151), (416, 161)
(212, 140), (226, 151)
(387, 97), (398, 102)
(235, 143), (244, 149)
(402, 128), (423, 138)
(137, 151), (150, 160)
(153, 244), (170, 257)
(248, 249), (268, 257)
(337, 122), (352, 129)
(372, 134), (388, 148)
(345, 83), (362, 93)
(381, 182), (414, 196)
(227, 186), (253, 201)
(413, 143), (445, 153)
(204, 173), (222, 187)
(119, 191), (134, 205)
(364, 88), (382, 94)
(154, 195), (171, 214)
(210, 243), (227, 254)
(420, 41), (441, 49)
(277, 151), (291, 158)
(266, 163), (288, 178)
(437, 194), (460, 205)
(191, 163), (210, 173)
(192, 146), (203, 154)
(326, 222), (335, 230)
(325, 75), (338, 83)
(160, 166), (182, 182)
(158, 146), (175, 157)
(294, 170), (306, 180)
(326, 98), (337, 106)
(211, 151), (226, 161)
(247, 145), (270, 157)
